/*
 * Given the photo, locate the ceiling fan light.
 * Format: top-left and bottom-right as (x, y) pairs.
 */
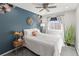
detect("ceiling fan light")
(6, 7), (12, 12)
(3, 4), (12, 12)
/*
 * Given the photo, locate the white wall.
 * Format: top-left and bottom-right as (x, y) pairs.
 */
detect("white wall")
(43, 9), (79, 55)
(43, 10), (76, 31)
(42, 10), (76, 45)
(76, 7), (79, 55)
(63, 10), (76, 30)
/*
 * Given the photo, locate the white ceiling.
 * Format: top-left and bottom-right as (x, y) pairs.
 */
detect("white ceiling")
(13, 3), (79, 15)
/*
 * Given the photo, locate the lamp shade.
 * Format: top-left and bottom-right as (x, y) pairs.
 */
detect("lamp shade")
(14, 32), (23, 36)
(14, 32), (20, 35)
(19, 32), (23, 36)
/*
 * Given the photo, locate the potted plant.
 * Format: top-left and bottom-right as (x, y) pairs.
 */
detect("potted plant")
(65, 25), (75, 46)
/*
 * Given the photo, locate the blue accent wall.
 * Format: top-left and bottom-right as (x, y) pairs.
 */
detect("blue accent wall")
(0, 7), (40, 54)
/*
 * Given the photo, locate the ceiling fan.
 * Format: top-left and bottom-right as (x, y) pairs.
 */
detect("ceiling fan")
(0, 3), (14, 14)
(35, 3), (56, 12)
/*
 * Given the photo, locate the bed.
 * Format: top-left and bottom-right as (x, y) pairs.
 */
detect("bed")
(23, 28), (64, 56)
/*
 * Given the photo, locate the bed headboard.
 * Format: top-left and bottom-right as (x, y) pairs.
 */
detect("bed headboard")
(24, 28), (40, 36)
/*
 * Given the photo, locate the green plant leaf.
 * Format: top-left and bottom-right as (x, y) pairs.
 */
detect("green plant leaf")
(65, 25), (75, 45)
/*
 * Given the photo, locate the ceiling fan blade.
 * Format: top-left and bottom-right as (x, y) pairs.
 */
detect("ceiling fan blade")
(39, 8), (44, 12)
(8, 4), (13, 7)
(48, 6), (56, 8)
(36, 7), (43, 8)
(45, 8), (49, 12)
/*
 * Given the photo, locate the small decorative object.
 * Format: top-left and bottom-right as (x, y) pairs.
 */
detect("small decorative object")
(18, 37), (22, 41)
(14, 32), (20, 39)
(13, 32), (23, 40)
(18, 32), (23, 41)
(26, 17), (33, 25)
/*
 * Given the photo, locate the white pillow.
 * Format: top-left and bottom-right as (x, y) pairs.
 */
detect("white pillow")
(24, 28), (40, 37)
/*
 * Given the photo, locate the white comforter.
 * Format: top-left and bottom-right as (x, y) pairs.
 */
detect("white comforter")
(24, 33), (63, 56)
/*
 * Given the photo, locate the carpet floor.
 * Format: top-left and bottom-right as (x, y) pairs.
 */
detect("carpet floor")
(5, 46), (78, 56)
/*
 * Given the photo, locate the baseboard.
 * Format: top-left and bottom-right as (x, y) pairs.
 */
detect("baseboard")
(0, 47), (20, 56)
(76, 47), (79, 56)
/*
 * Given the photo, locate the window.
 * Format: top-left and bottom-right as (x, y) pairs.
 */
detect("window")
(48, 17), (62, 30)
(50, 17), (57, 21)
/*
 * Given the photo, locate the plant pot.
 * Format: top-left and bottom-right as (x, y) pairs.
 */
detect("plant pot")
(66, 43), (71, 46)
(65, 42), (75, 47)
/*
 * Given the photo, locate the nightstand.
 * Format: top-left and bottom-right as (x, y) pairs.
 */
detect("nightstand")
(13, 39), (24, 55)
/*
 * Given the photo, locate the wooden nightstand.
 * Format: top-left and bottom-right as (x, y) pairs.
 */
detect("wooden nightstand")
(13, 39), (24, 55)
(13, 39), (24, 47)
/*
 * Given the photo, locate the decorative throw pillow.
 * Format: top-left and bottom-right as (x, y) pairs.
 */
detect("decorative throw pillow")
(32, 31), (37, 36)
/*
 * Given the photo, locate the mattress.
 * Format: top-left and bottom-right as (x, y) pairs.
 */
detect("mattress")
(24, 33), (63, 56)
